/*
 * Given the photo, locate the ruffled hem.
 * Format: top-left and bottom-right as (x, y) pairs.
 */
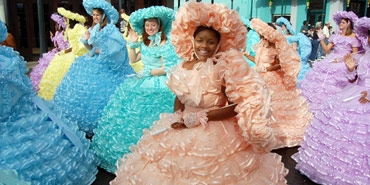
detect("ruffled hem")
(293, 98), (370, 184)
(300, 58), (352, 112)
(1, 102), (99, 185)
(30, 50), (58, 91)
(260, 72), (312, 148)
(53, 54), (132, 133)
(91, 76), (175, 173)
(112, 114), (287, 184)
(1, 49), (99, 185)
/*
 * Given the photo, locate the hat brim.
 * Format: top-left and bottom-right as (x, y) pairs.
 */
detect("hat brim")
(129, 6), (175, 35)
(276, 17), (296, 35)
(333, 11), (358, 25)
(171, 2), (247, 61)
(83, 0), (118, 24)
(355, 17), (370, 39)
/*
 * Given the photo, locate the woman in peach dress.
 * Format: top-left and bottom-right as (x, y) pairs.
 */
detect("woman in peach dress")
(111, 2), (288, 184)
(245, 19), (312, 148)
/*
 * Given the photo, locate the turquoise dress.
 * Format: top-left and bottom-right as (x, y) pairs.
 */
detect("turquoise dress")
(91, 36), (180, 173)
(245, 29), (259, 67)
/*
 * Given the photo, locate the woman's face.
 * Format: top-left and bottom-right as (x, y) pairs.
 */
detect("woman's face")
(144, 19), (159, 36)
(92, 9), (103, 24)
(194, 29), (219, 61)
(339, 19), (348, 30)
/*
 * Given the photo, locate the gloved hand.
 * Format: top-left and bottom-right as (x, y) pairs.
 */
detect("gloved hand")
(183, 110), (208, 128)
(317, 32), (326, 41)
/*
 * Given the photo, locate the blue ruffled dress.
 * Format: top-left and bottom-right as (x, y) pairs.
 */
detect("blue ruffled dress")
(285, 33), (312, 84)
(0, 45), (99, 185)
(91, 36), (180, 173)
(53, 24), (134, 134)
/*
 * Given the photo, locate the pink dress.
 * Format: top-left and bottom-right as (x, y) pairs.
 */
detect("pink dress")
(111, 50), (288, 185)
(254, 39), (312, 148)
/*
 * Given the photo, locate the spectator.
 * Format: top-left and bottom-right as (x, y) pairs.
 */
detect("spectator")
(300, 20), (309, 35)
(308, 24), (321, 62)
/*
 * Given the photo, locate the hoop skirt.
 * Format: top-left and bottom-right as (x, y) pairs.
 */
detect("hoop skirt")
(0, 46), (99, 185)
(30, 30), (69, 91)
(299, 34), (361, 113)
(293, 50), (370, 184)
(53, 24), (134, 134)
(110, 50), (288, 184)
(91, 40), (180, 173)
(38, 24), (88, 100)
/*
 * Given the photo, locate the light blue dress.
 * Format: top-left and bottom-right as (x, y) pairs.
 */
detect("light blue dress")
(91, 34), (180, 173)
(53, 24), (134, 134)
(285, 33), (312, 84)
(0, 43), (98, 185)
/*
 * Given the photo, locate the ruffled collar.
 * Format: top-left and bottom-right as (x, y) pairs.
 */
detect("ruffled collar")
(148, 32), (162, 47)
(88, 23), (100, 45)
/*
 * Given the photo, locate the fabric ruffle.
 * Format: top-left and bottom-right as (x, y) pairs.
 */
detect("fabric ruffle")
(91, 75), (175, 173)
(129, 6), (175, 35)
(37, 51), (75, 100)
(30, 50), (58, 91)
(53, 23), (134, 134)
(51, 13), (66, 29)
(30, 30), (69, 91)
(293, 84), (370, 184)
(276, 17), (296, 35)
(354, 17), (370, 48)
(92, 33), (179, 173)
(297, 32), (312, 83)
(299, 34), (361, 113)
(171, 2), (247, 61)
(111, 49), (288, 184)
(251, 18), (300, 89)
(1, 47), (99, 185)
(57, 7), (86, 24)
(0, 20), (7, 42)
(0, 169), (30, 185)
(245, 29), (259, 67)
(37, 24), (87, 100)
(333, 11), (358, 26)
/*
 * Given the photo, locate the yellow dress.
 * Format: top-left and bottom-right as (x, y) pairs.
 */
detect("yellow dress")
(38, 24), (88, 100)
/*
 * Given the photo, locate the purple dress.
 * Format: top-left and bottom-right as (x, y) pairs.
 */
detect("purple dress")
(299, 33), (361, 112)
(30, 31), (69, 91)
(293, 50), (370, 185)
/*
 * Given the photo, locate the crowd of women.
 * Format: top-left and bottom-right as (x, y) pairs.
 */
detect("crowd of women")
(1, 0), (369, 184)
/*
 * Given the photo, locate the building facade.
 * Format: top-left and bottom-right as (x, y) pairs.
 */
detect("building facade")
(175, 0), (369, 35)
(0, 0), (369, 61)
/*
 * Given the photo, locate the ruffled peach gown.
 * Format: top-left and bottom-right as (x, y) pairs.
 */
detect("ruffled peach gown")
(111, 50), (288, 185)
(254, 40), (312, 148)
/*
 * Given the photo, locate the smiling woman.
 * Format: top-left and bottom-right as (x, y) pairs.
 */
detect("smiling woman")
(90, 5), (181, 174)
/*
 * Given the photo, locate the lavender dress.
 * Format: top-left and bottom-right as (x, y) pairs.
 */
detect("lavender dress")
(30, 31), (69, 91)
(293, 49), (370, 185)
(299, 33), (361, 113)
